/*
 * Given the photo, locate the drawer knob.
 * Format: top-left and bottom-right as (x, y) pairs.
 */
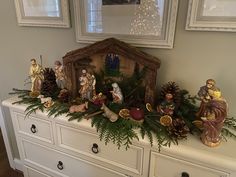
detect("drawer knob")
(91, 143), (99, 154)
(182, 172), (190, 177)
(125, 174), (133, 177)
(30, 124), (37, 134)
(57, 161), (64, 170)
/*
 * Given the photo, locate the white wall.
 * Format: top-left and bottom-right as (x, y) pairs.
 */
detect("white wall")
(0, 0), (236, 159)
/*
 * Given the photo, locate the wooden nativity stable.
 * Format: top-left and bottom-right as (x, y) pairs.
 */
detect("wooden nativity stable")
(62, 38), (161, 104)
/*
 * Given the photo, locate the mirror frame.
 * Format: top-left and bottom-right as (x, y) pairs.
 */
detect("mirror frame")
(186, 0), (236, 32)
(74, 0), (179, 49)
(14, 0), (70, 28)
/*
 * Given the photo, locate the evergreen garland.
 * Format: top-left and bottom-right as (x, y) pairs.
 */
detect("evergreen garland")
(9, 68), (236, 150)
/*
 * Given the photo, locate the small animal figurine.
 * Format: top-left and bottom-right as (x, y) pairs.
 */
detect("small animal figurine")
(37, 95), (54, 108)
(101, 103), (118, 122)
(69, 102), (88, 113)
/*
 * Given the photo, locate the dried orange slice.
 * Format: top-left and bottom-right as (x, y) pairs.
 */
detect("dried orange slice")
(146, 103), (153, 112)
(192, 120), (203, 129)
(119, 109), (130, 119)
(160, 115), (172, 126)
(30, 91), (40, 98)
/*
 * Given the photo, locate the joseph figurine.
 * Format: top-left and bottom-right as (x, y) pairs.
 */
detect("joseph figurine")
(29, 58), (44, 93)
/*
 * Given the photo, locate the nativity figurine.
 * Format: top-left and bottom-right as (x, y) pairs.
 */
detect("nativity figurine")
(101, 103), (119, 122)
(110, 82), (123, 104)
(157, 93), (175, 116)
(196, 79), (218, 118)
(196, 79), (227, 147)
(29, 58), (44, 93)
(54, 60), (67, 89)
(79, 69), (96, 100)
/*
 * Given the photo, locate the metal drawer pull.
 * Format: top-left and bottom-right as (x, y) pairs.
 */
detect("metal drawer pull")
(57, 161), (64, 170)
(181, 172), (190, 177)
(30, 124), (37, 133)
(125, 174), (133, 177)
(91, 143), (99, 154)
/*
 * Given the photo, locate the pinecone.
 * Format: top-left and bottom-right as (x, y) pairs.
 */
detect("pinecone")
(167, 118), (189, 139)
(58, 89), (70, 103)
(41, 68), (59, 97)
(160, 82), (181, 108)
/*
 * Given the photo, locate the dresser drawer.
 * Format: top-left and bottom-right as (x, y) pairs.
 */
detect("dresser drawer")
(56, 123), (143, 175)
(15, 113), (53, 144)
(25, 165), (53, 177)
(21, 139), (127, 177)
(149, 152), (229, 177)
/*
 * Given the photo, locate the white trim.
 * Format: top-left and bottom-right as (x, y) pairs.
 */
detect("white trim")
(14, 158), (23, 172)
(0, 104), (15, 169)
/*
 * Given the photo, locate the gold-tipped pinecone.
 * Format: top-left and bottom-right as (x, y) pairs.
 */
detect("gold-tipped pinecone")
(160, 82), (181, 108)
(167, 118), (189, 139)
(41, 68), (59, 97)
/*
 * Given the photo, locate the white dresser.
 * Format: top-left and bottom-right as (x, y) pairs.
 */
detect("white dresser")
(3, 98), (236, 177)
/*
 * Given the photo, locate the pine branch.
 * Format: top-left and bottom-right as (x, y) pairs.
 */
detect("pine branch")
(224, 117), (236, 131)
(25, 102), (44, 117)
(47, 102), (69, 118)
(221, 128), (236, 139)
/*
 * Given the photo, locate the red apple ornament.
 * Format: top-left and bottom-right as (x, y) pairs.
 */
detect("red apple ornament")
(129, 108), (144, 123)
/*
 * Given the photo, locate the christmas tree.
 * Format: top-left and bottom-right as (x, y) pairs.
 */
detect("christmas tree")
(130, 0), (162, 36)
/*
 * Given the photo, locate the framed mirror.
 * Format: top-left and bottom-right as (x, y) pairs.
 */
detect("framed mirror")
(74, 0), (179, 48)
(14, 0), (70, 28)
(186, 0), (236, 32)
